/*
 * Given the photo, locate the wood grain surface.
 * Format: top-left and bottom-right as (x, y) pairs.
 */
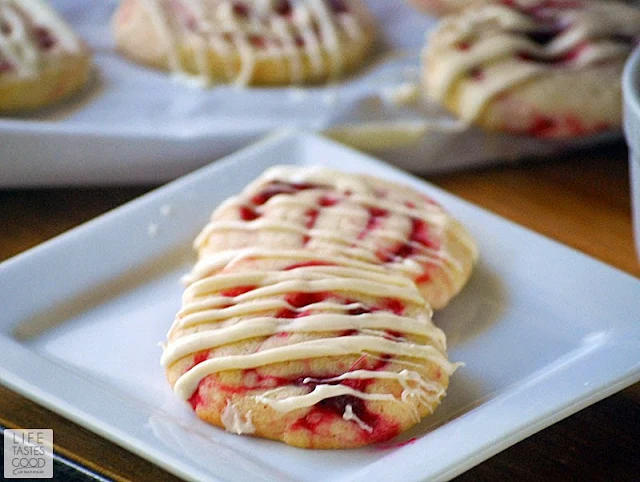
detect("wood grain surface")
(0, 142), (638, 481)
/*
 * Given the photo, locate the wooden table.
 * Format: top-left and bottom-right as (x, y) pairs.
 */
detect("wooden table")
(1, 142), (638, 481)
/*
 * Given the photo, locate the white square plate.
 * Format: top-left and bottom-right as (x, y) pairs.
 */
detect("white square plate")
(0, 132), (639, 482)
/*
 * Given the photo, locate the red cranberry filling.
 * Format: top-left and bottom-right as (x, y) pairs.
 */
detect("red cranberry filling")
(249, 35), (266, 47)
(275, 0), (292, 16)
(526, 0), (583, 17)
(305, 208), (320, 229)
(250, 181), (320, 206)
(275, 308), (298, 319)
(193, 351), (209, 365)
(524, 27), (564, 46)
(378, 217), (436, 262)
(319, 195), (340, 207)
(320, 395), (371, 421)
(384, 330), (404, 340)
(518, 41), (588, 65)
(0, 60), (12, 73)
(239, 205), (260, 221)
(285, 291), (329, 308)
(357, 207), (389, 240)
(277, 289), (330, 316)
(284, 261), (335, 270)
(188, 381), (205, 410)
(275, 291), (329, 318)
(469, 67), (485, 81)
(348, 305), (372, 316)
(340, 329), (359, 336)
(220, 285), (257, 297)
(503, 0), (583, 19)
(382, 298), (405, 316)
(517, 51), (554, 64)
(202, 352), (399, 436)
(328, 0), (349, 14)
(291, 355), (398, 437)
(232, 2), (249, 17)
(528, 115), (558, 136)
(33, 26), (55, 50)
(522, 113), (608, 137)
(185, 350), (210, 374)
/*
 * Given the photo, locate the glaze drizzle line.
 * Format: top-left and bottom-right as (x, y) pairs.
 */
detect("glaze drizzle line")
(134, 0), (371, 86)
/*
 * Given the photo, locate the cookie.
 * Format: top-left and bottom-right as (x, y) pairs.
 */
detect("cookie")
(162, 166), (477, 448)
(112, 0), (377, 86)
(193, 166), (478, 310)
(408, 0), (640, 17)
(164, 255), (458, 448)
(423, 0), (640, 137)
(0, 0), (92, 113)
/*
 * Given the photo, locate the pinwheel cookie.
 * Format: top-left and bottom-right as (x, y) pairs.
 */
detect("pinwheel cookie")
(192, 166), (478, 310)
(0, 0), (92, 112)
(423, 0), (640, 137)
(112, 0), (377, 86)
(165, 242), (459, 448)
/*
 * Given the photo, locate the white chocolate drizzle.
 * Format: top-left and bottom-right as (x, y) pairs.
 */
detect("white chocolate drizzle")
(131, 0), (372, 86)
(255, 383), (397, 414)
(424, 0), (640, 121)
(343, 404), (372, 432)
(0, 0), (82, 77)
(253, 368), (449, 418)
(221, 400), (256, 434)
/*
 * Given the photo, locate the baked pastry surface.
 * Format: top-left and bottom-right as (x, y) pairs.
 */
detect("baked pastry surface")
(112, 0), (377, 86)
(166, 258), (457, 448)
(0, 0), (91, 112)
(193, 166), (478, 310)
(423, 0), (640, 137)
(163, 166), (478, 448)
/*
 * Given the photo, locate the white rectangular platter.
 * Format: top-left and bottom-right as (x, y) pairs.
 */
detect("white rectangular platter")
(0, 132), (639, 482)
(0, 0), (614, 187)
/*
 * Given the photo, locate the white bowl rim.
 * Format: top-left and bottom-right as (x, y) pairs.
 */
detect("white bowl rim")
(623, 46), (640, 128)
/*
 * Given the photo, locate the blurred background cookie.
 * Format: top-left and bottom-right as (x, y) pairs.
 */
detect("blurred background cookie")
(0, 0), (92, 113)
(112, 0), (377, 87)
(408, 0), (640, 17)
(423, 0), (640, 138)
